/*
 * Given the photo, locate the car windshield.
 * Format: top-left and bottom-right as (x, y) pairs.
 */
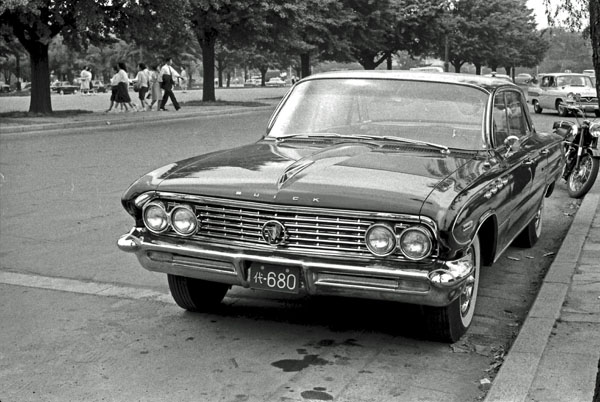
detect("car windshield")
(556, 75), (594, 87)
(268, 78), (488, 150)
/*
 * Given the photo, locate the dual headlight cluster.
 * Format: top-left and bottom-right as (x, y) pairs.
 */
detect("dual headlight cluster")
(142, 201), (199, 236)
(365, 223), (434, 260)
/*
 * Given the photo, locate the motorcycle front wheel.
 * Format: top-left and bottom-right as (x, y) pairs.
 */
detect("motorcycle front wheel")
(567, 153), (600, 198)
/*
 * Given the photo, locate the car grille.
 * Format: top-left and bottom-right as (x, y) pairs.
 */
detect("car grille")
(161, 196), (429, 259)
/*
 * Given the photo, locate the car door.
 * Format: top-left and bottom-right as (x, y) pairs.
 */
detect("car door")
(538, 75), (553, 109)
(491, 90), (536, 252)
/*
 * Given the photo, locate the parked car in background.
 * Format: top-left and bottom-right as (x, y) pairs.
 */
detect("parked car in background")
(51, 81), (79, 95)
(514, 73), (533, 85)
(0, 81), (10, 92)
(528, 72), (599, 117)
(91, 80), (106, 93)
(244, 77), (261, 87)
(266, 77), (286, 87)
(583, 69), (596, 86)
(118, 71), (564, 342)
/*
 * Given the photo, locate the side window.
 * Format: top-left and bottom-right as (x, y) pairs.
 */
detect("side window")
(505, 91), (529, 138)
(493, 92), (509, 146)
(541, 76), (550, 87)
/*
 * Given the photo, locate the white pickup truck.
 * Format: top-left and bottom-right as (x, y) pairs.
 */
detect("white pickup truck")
(528, 72), (599, 117)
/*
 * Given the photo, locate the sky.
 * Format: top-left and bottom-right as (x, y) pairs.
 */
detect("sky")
(526, 0), (548, 29)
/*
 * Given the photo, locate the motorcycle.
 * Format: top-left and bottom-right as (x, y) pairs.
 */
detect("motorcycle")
(553, 99), (600, 198)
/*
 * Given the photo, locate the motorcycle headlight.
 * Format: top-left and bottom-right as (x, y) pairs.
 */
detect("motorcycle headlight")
(143, 202), (169, 233)
(399, 226), (433, 260)
(590, 123), (600, 138)
(170, 205), (199, 236)
(365, 224), (397, 256)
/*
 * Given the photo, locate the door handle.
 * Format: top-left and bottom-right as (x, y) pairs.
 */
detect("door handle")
(523, 159), (535, 166)
(540, 149), (549, 155)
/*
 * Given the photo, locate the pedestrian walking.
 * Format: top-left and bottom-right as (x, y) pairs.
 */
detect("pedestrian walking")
(105, 65), (124, 112)
(115, 62), (138, 112)
(147, 64), (162, 111)
(80, 66), (92, 95)
(180, 66), (188, 92)
(159, 57), (181, 111)
(135, 63), (150, 111)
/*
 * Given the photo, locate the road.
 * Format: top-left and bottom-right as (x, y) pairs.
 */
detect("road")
(0, 101), (580, 401)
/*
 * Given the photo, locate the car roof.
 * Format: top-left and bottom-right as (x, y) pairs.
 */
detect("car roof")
(538, 73), (588, 77)
(302, 70), (518, 92)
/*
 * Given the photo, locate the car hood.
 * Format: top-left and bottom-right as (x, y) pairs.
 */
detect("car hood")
(134, 141), (477, 216)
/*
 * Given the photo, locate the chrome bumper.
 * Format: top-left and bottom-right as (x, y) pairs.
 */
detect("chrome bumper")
(118, 228), (475, 307)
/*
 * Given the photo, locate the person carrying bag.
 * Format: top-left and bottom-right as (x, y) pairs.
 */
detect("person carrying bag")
(158, 57), (181, 111)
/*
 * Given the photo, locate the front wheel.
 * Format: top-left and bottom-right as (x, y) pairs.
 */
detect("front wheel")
(167, 274), (229, 312)
(423, 236), (480, 342)
(533, 100), (543, 114)
(567, 153), (600, 198)
(557, 101), (569, 117)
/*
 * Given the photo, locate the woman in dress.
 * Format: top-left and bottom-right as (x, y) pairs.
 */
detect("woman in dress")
(147, 64), (162, 111)
(115, 62), (137, 112)
(105, 65), (120, 112)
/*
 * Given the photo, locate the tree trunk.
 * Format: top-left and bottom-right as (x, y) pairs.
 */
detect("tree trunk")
(452, 61), (462, 73)
(300, 53), (311, 78)
(28, 42), (52, 114)
(474, 63), (481, 75)
(387, 53), (392, 70)
(590, 0), (600, 108)
(15, 50), (22, 90)
(504, 66), (511, 76)
(259, 67), (268, 86)
(199, 32), (216, 102)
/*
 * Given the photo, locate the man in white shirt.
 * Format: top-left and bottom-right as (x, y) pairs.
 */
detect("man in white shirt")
(159, 57), (181, 111)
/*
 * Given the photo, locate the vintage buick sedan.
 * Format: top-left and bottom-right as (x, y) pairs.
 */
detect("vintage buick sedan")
(118, 71), (564, 342)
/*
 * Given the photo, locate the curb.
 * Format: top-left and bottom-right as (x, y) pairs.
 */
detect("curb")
(484, 191), (600, 402)
(0, 105), (273, 137)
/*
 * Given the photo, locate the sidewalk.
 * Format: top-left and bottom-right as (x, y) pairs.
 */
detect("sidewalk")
(485, 183), (600, 402)
(0, 87), (286, 137)
(0, 105), (273, 137)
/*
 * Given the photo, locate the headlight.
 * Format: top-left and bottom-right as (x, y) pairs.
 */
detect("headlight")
(170, 205), (199, 236)
(399, 226), (433, 260)
(365, 224), (397, 256)
(590, 123), (600, 138)
(566, 92), (574, 101)
(143, 202), (169, 233)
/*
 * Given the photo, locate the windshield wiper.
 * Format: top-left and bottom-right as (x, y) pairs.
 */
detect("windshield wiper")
(272, 133), (450, 153)
(357, 135), (451, 154)
(274, 133), (378, 142)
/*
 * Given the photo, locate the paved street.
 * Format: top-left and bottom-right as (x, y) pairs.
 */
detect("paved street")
(0, 90), (596, 401)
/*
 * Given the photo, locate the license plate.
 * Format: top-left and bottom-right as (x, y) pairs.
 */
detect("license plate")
(248, 263), (300, 294)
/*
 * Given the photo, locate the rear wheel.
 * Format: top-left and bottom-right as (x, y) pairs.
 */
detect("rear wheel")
(533, 100), (543, 114)
(515, 199), (543, 247)
(424, 236), (480, 342)
(167, 274), (229, 312)
(567, 153), (600, 198)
